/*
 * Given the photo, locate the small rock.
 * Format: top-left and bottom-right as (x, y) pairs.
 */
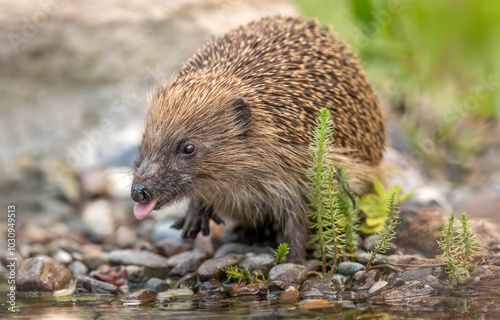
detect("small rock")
(169, 257), (202, 278)
(121, 289), (157, 305)
(380, 281), (435, 303)
(363, 235), (398, 254)
(156, 239), (193, 257)
(156, 288), (195, 303)
(465, 265), (500, 287)
(368, 280), (388, 293)
(197, 254), (242, 281)
(398, 267), (442, 281)
(145, 278), (170, 293)
(420, 275), (449, 291)
(355, 251), (387, 264)
(304, 259), (321, 272)
(199, 280), (226, 294)
(68, 260), (89, 278)
(228, 283), (260, 297)
(299, 300), (336, 309)
(109, 249), (169, 268)
(330, 274), (347, 291)
(337, 262), (364, 277)
(52, 249), (73, 265)
(266, 281), (299, 291)
(300, 276), (336, 299)
(238, 253), (274, 272)
(128, 267), (171, 286)
(278, 285), (299, 304)
(213, 242), (273, 258)
(115, 225), (138, 248)
(194, 233), (217, 256)
(268, 263), (307, 285)
(76, 276), (119, 294)
(166, 250), (206, 268)
(82, 200), (115, 241)
(82, 251), (109, 270)
(350, 270), (375, 291)
(90, 265), (128, 287)
(17, 255), (72, 292)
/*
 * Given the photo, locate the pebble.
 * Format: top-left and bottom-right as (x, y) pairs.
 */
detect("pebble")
(82, 166), (108, 196)
(68, 260), (89, 278)
(52, 249), (73, 265)
(213, 242), (273, 258)
(197, 254), (242, 281)
(75, 276), (119, 294)
(299, 276), (336, 299)
(90, 265), (128, 287)
(115, 225), (138, 248)
(278, 285), (300, 304)
(169, 257), (202, 278)
(121, 289), (157, 305)
(368, 280), (388, 293)
(336, 262), (365, 277)
(398, 267), (440, 281)
(350, 270), (375, 291)
(198, 280), (226, 294)
(82, 251), (109, 270)
(145, 278), (170, 293)
(228, 283), (260, 297)
(17, 255), (72, 292)
(128, 267), (171, 286)
(109, 249), (169, 268)
(156, 238), (193, 257)
(166, 250), (206, 268)
(355, 251), (388, 264)
(238, 253), (275, 272)
(268, 263), (307, 285)
(82, 200), (115, 241)
(156, 288), (195, 303)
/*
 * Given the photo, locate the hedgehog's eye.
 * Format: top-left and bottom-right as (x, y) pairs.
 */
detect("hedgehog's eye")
(183, 144), (196, 155)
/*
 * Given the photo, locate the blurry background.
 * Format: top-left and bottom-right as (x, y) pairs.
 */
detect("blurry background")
(0, 0), (499, 248)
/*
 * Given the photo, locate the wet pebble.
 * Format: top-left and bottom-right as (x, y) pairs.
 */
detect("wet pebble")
(68, 260), (89, 278)
(128, 266), (171, 286)
(228, 283), (260, 297)
(199, 280), (226, 295)
(145, 278), (170, 293)
(465, 265), (500, 287)
(197, 254), (242, 281)
(398, 267), (441, 281)
(238, 253), (274, 272)
(350, 270), (375, 291)
(90, 265), (128, 287)
(82, 251), (109, 270)
(368, 280), (388, 293)
(337, 262), (364, 277)
(268, 263), (307, 285)
(379, 281), (435, 303)
(278, 285), (299, 304)
(122, 289), (157, 305)
(17, 255), (72, 292)
(169, 257), (202, 278)
(299, 276), (336, 299)
(156, 238), (193, 257)
(76, 276), (119, 294)
(157, 288), (195, 303)
(109, 249), (169, 268)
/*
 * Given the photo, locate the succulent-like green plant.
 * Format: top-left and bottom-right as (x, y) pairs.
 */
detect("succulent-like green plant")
(437, 211), (480, 284)
(359, 180), (412, 234)
(274, 243), (290, 265)
(364, 193), (401, 271)
(225, 265), (266, 285)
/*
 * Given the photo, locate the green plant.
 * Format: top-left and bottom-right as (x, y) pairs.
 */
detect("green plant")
(364, 193), (401, 271)
(437, 212), (480, 284)
(274, 243), (290, 265)
(225, 265), (266, 285)
(359, 180), (412, 234)
(336, 166), (360, 255)
(307, 108), (334, 273)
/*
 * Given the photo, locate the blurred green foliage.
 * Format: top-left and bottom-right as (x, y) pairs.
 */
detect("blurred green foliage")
(293, 0), (500, 165)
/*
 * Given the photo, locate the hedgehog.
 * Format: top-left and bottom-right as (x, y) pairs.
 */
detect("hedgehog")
(131, 16), (386, 263)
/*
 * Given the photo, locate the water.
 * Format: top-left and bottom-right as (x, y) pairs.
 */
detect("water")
(2, 288), (500, 320)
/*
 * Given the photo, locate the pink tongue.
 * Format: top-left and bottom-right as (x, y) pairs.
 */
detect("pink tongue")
(133, 199), (158, 220)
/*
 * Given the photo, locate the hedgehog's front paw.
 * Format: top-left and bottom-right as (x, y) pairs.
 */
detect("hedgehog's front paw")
(171, 204), (223, 239)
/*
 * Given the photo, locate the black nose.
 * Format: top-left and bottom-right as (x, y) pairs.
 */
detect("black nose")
(131, 184), (153, 203)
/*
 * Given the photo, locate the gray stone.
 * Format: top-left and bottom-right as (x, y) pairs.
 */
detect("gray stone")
(238, 253), (274, 272)
(128, 267), (171, 286)
(75, 276), (119, 294)
(268, 263), (307, 285)
(337, 262), (364, 277)
(156, 238), (193, 257)
(109, 249), (169, 268)
(156, 288), (195, 303)
(368, 280), (388, 293)
(82, 200), (115, 241)
(299, 277), (336, 299)
(213, 243), (273, 258)
(197, 254), (242, 281)
(169, 257), (202, 278)
(68, 260), (89, 278)
(122, 289), (157, 305)
(17, 255), (72, 292)
(145, 278), (170, 293)
(82, 251), (109, 270)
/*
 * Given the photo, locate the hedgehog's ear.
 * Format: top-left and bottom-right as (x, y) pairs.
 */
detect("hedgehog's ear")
(231, 97), (252, 131)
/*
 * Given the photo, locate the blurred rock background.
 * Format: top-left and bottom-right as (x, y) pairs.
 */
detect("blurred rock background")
(0, 0), (498, 255)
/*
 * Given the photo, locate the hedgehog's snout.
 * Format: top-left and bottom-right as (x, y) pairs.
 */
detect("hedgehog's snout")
(131, 183), (153, 204)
